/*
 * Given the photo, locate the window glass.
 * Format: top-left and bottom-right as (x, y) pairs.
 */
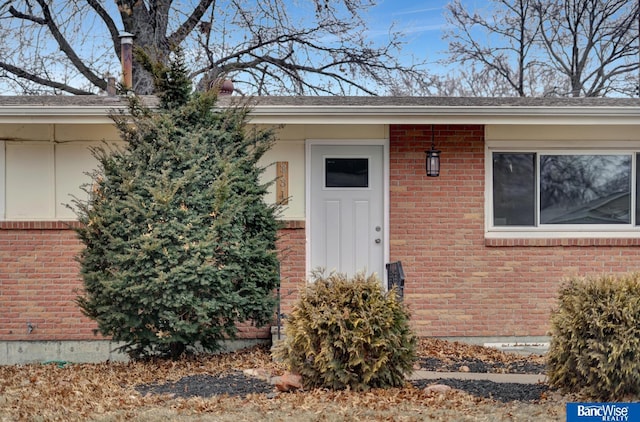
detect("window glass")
(540, 155), (631, 224)
(492, 153), (535, 226)
(325, 158), (368, 188)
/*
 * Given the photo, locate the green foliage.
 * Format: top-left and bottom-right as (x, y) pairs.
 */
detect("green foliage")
(72, 53), (280, 360)
(135, 47), (191, 110)
(273, 271), (417, 391)
(547, 273), (640, 400)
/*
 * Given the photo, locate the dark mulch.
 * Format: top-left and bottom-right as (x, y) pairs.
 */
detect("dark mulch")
(136, 372), (274, 399)
(418, 356), (546, 374)
(136, 359), (550, 403)
(410, 378), (549, 403)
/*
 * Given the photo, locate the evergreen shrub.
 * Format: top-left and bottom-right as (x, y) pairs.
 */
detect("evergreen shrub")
(72, 52), (280, 359)
(547, 273), (640, 400)
(273, 271), (417, 391)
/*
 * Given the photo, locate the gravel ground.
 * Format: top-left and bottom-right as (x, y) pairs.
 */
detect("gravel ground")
(136, 356), (550, 403)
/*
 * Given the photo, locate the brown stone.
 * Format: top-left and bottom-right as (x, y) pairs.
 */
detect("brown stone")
(424, 384), (452, 394)
(273, 372), (303, 392)
(243, 368), (272, 383)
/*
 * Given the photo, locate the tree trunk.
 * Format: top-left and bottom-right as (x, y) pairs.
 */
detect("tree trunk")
(120, 0), (172, 94)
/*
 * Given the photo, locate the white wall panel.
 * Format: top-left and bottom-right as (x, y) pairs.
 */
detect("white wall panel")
(486, 125), (640, 142)
(5, 143), (54, 219)
(260, 140), (305, 220)
(55, 124), (120, 142)
(55, 143), (97, 219)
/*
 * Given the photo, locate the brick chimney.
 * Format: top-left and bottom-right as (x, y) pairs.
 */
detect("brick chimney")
(106, 76), (117, 96)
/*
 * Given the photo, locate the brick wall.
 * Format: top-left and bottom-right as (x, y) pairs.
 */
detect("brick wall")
(0, 222), (308, 342)
(0, 223), (94, 341)
(389, 124), (640, 338)
(275, 223), (307, 317)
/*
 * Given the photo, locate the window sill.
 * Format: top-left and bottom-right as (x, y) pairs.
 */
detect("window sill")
(0, 219), (306, 230)
(0, 220), (81, 230)
(485, 236), (640, 247)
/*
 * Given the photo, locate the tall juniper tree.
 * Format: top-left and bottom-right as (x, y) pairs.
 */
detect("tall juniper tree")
(72, 52), (280, 359)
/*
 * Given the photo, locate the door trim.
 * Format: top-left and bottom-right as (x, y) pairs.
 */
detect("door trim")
(305, 139), (389, 284)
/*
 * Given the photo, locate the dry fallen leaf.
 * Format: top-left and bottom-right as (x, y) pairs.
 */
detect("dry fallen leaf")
(0, 341), (561, 421)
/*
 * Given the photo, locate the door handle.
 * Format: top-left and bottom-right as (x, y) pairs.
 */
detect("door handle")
(375, 238), (381, 244)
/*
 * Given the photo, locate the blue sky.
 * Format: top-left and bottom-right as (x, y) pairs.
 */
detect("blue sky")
(0, 0), (458, 94)
(367, 0), (453, 67)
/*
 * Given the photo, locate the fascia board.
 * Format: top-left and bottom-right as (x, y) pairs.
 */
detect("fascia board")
(246, 105), (640, 126)
(1, 102), (639, 126)
(0, 106), (122, 124)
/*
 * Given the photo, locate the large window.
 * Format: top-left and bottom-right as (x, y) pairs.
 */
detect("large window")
(490, 149), (640, 234)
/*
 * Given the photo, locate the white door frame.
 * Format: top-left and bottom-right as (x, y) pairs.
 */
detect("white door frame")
(305, 139), (390, 284)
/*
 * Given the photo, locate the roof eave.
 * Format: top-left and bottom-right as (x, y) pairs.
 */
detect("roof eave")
(246, 105), (640, 125)
(0, 106), (125, 124)
(1, 102), (639, 126)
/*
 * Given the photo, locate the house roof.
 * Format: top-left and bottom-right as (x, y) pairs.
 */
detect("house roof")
(240, 96), (640, 125)
(0, 95), (140, 124)
(0, 95), (639, 125)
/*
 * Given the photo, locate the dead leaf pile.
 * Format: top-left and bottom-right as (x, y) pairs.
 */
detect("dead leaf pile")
(417, 338), (546, 367)
(0, 342), (564, 422)
(0, 346), (280, 421)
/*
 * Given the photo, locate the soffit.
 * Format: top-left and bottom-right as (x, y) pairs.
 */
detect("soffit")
(0, 95), (639, 125)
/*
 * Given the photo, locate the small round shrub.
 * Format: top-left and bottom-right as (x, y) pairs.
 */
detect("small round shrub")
(547, 273), (640, 400)
(273, 271), (417, 391)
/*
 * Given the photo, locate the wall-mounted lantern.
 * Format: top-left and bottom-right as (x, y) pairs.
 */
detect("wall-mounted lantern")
(425, 124), (441, 177)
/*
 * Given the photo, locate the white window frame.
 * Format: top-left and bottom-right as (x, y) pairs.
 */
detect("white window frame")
(485, 140), (640, 239)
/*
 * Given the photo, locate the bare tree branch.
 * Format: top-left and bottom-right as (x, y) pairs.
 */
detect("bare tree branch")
(534, 0), (638, 96)
(34, 0), (107, 91)
(7, 5), (45, 24)
(168, 0), (215, 47)
(1, 0), (424, 96)
(5, 0), (109, 92)
(444, 0), (541, 97)
(443, 0), (639, 97)
(86, 0), (121, 56)
(0, 60), (93, 94)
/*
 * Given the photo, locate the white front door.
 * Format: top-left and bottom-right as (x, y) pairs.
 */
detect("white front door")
(309, 144), (385, 280)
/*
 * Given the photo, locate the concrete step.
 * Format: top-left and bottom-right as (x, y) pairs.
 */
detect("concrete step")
(408, 370), (546, 384)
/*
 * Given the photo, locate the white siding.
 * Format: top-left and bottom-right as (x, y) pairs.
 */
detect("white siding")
(486, 125), (640, 142)
(4, 141), (102, 220)
(5, 142), (55, 219)
(55, 143), (96, 219)
(1, 122), (389, 221)
(260, 140), (305, 220)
